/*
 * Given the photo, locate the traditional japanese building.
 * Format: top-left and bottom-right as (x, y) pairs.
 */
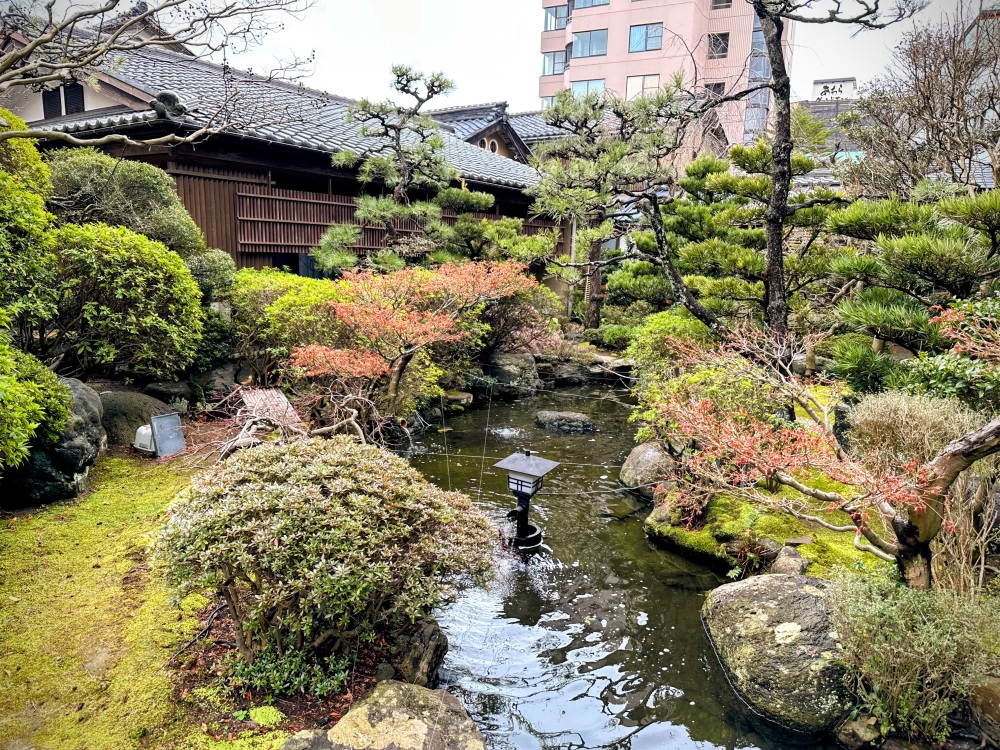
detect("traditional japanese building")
(2, 46), (561, 272)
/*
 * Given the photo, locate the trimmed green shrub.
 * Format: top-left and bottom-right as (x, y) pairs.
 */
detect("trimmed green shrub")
(0, 319), (71, 474)
(889, 352), (1000, 412)
(34, 223), (203, 378)
(230, 268), (344, 384)
(0, 107), (52, 196)
(184, 248), (236, 303)
(46, 148), (206, 256)
(0, 170), (54, 321)
(158, 438), (494, 696)
(626, 308), (712, 374)
(188, 309), (235, 376)
(833, 576), (1000, 743)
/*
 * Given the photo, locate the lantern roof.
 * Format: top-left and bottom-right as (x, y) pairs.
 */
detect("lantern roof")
(493, 450), (560, 479)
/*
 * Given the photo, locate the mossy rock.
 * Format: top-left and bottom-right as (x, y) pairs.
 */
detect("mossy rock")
(99, 390), (172, 445)
(702, 575), (852, 734)
(644, 491), (886, 578)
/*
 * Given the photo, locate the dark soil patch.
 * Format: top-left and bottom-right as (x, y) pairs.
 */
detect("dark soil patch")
(172, 601), (392, 740)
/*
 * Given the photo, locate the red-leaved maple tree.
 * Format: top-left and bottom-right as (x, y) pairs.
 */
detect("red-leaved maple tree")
(291, 261), (536, 409)
(645, 325), (1000, 589)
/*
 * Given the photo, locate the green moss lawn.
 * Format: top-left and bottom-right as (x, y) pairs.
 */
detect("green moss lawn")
(0, 456), (288, 750)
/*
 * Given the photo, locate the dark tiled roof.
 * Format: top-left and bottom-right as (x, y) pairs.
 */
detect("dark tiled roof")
(35, 48), (539, 189)
(429, 102), (508, 140)
(428, 102), (569, 146)
(508, 111), (570, 144)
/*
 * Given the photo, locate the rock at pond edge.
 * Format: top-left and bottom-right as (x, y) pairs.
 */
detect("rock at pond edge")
(279, 680), (486, 750)
(701, 574), (851, 735)
(392, 617), (448, 688)
(620, 442), (673, 501)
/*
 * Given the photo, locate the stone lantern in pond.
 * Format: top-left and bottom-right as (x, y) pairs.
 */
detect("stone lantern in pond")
(493, 449), (559, 552)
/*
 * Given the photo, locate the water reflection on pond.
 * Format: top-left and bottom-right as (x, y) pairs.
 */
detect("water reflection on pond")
(407, 386), (832, 750)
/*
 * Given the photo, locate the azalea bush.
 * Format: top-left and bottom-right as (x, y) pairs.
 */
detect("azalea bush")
(158, 438), (495, 696)
(184, 248), (236, 303)
(14, 223), (203, 379)
(0, 316), (72, 475)
(230, 268), (344, 384)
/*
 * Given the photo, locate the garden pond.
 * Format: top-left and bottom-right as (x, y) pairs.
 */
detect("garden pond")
(407, 385), (838, 750)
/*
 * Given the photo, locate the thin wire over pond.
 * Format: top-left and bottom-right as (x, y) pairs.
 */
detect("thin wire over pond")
(407, 385), (837, 750)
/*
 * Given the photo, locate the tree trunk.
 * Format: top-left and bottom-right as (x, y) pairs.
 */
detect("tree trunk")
(387, 352), (416, 410)
(898, 544), (933, 589)
(584, 239), (604, 330)
(757, 5), (792, 337)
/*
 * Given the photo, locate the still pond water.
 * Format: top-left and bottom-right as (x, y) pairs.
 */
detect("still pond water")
(406, 385), (836, 750)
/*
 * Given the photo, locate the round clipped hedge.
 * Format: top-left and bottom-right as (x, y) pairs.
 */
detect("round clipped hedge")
(46, 147), (206, 256)
(157, 437), (495, 695)
(43, 223), (203, 378)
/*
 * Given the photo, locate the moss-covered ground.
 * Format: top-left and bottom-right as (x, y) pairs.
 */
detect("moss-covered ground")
(0, 456), (288, 750)
(645, 479), (893, 579)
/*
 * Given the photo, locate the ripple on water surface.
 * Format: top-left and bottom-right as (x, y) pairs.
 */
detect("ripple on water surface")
(408, 386), (835, 750)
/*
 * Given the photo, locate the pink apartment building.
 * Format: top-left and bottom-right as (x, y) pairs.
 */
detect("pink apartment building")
(539, 0), (792, 145)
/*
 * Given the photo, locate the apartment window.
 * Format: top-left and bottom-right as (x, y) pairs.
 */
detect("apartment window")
(545, 5), (568, 31)
(711, 0), (733, 8)
(751, 28), (766, 53)
(63, 81), (85, 115)
(707, 32), (730, 59)
(572, 29), (608, 57)
(574, 0), (609, 8)
(705, 82), (725, 98)
(541, 96), (556, 109)
(749, 54), (770, 80)
(543, 50), (568, 75)
(571, 79), (606, 96)
(626, 74), (660, 100)
(629, 23), (663, 52)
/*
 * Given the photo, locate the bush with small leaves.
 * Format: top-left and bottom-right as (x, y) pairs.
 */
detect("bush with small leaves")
(0, 107), (51, 196)
(46, 147), (206, 256)
(188, 309), (235, 377)
(158, 437), (494, 696)
(230, 268), (345, 384)
(0, 317), (71, 474)
(833, 575), (1000, 743)
(626, 308), (712, 375)
(184, 248), (236, 303)
(0, 170), (54, 322)
(29, 223), (203, 378)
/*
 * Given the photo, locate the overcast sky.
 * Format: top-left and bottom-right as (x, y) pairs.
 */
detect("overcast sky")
(243, 0), (961, 110)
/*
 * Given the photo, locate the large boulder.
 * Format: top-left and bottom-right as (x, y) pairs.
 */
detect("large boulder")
(393, 618), (448, 688)
(553, 362), (588, 386)
(100, 391), (172, 445)
(620, 442), (673, 500)
(702, 574), (851, 734)
(790, 353), (836, 376)
(0, 378), (105, 507)
(483, 353), (541, 395)
(280, 681), (486, 750)
(535, 410), (596, 433)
